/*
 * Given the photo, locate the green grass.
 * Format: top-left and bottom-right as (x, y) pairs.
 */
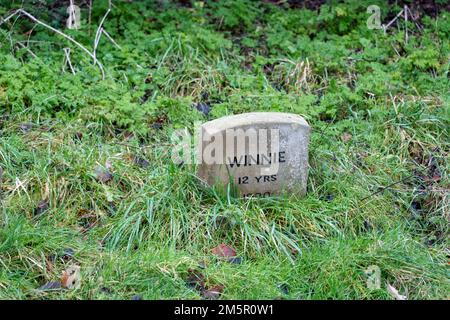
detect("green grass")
(0, 0), (449, 299)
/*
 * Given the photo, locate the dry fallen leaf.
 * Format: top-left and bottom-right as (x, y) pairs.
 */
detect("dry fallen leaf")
(38, 281), (62, 291)
(100, 286), (113, 294)
(94, 166), (113, 183)
(74, 132), (83, 141)
(278, 283), (289, 295)
(228, 256), (243, 264)
(0, 166), (3, 195)
(61, 248), (75, 261)
(212, 244), (236, 258)
(387, 283), (407, 300)
(133, 156), (150, 168)
(185, 268), (224, 299)
(105, 161), (113, 171)
(61, 265), (81, 289)
(33, 200), (49, 216)
(202, 284), (224, 300)
(341, 132), (352, 142)
(194, 102), (211, 116)
(185, 268), (206, 291)
(19, 123), (32, 133)
(43, 182), (50, 199)
(123, 131), (134, 140)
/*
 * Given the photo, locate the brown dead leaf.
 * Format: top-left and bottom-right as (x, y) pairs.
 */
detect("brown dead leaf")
(185, 268), (224, 299)
(202, 284), (224, 300)
(105, 161), (113, 171)
(123, 131), (134, 140)
(33, 200), (49, 216)
(61, 248), (75, 261)
(78, 211), (99, 232)
(94, 166), (113, 183)
(133, 155), (150, 168)
(212, 244), (236, 258)
(43, 182), (50, 199)
(341, 132), (352, 142)
(19, 123), (33, 133)
(61, 265), (81, 289)
(74, 132), (83, 142)
(45, 256), (55, 273)
(185, 268), (206, 291)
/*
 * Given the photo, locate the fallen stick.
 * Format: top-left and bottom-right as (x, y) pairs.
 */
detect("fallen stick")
(102, 29), (122, 50)
(93, 0), (112, 64)
(406, 6), (423, 31)
(0, 11), (18, 26)
(404, 5), (408, 44)
(383, 8), (404, 33)
(63, 47), (76, 75)
(16, 41), (38, 59)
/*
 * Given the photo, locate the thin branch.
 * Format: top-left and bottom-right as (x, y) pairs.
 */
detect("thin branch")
(0, 9), (105, 79)
(383, 8), (404, 33)
(26, 24), (38, 48)
(404, 5), (408, 44)
(406, 6), (423, 31)
(359, 174), (414, 203)
(88, 0), (93, 35)
(16, 41), (38, 59)
(17, 10), (93, 58)
(93, 0), (112, 64)
(102, 29), (122, 50)
(0, 10), (19, 27)
(94, 27), (103, 51)
(63, 47), (76, 75)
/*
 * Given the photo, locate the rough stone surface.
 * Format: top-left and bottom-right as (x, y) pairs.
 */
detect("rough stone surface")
(197, 112), (310, 197)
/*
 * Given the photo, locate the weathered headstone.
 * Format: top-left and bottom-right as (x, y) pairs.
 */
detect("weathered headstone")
(196, 112), (310, 197)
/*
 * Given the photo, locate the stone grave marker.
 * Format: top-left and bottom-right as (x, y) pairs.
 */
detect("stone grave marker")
(196, 112), (310, 197)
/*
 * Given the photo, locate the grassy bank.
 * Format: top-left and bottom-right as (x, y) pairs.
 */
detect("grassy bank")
(0, 0), (448, 299)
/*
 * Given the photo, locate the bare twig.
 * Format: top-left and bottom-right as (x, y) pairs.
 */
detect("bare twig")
(383, 9), (404, 33)
(94, 27), (103, 52)
(102, 29), (122, 50)
(0, 10), (19, 27)
(0, 9), (106, 79)
(63, 47), (76, 75)
(26, 24), (38, 48)
(359, 174), (414, 203)
(406, 6), (423, 31)
(391, 43), (401, 57)
(88, 0), (93, 35)
(384, 5), (421, 40)
(16, 41), (38, 59)
(93, 0), (112, 64)
(18, 10), (92, 58)
(404, 5), (408, 44)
